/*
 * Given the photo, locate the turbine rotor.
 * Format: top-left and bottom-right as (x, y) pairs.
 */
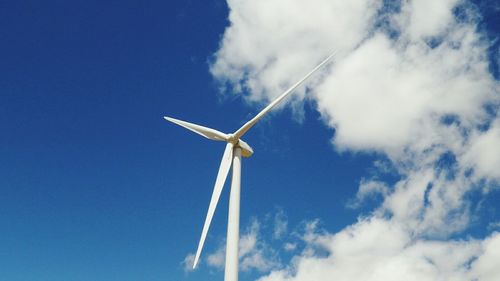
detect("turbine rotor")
(163, 51), (335, 270)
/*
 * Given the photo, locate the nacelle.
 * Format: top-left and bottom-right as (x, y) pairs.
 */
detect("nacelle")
(237, 139), (254, 158)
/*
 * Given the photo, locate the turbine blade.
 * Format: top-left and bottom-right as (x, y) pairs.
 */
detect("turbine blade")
(233, 52), (336, 139)
(164, 116), (229, 141)
(193, 142), (234, 269)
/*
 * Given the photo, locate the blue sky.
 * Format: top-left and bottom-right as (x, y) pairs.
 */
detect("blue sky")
(1, 1), (499, 281)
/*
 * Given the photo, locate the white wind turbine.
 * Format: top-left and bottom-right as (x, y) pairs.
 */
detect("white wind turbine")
(164, 53), (335, 281)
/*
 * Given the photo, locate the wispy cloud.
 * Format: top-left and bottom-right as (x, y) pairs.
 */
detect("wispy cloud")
(206, 245), (226, 269)
(204, 217), (281, 273)
(272, 208), (288, 240)
(181, 253), (196, 273)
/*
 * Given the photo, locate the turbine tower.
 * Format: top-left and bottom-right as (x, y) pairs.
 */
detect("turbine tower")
(164, 53), (334, 281)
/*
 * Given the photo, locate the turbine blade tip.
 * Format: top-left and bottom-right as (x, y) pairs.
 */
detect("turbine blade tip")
(164, 116), (176, 123)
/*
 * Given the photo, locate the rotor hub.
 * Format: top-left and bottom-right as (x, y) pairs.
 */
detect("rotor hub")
(227, 134), (238, 145)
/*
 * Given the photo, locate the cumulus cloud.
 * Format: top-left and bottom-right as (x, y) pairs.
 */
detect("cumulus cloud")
(209, 0), (499, 279)
(471, 232), (500, 281)
(257, 218), (500, 281)
(395, 0), (462, 40)
(210, 0), (382, 105)
(198, 213), (499, 281)
(462, 117), (500, 182)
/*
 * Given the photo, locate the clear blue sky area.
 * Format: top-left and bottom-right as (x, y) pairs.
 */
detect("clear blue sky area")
(1, 1), (499, 281)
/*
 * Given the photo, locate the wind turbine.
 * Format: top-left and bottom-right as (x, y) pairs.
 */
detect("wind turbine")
(164, 53), (335, 281)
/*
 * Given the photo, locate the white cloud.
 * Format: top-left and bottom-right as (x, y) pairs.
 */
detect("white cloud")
(316, 27), (495, 157)
(211, 0), (382, 106)
(470, 232), (500, 281)
(256, 218), (500, 281)
(239, 219), (259, 258)
(273, 209), (288, 239)
(380, 167), (475, 237)
(240, 219), (281, 272)
(205, 218), (281, 273)
(181, 253), (196, 272)
(283, 242), (297, 252)
(462, 117), (500, 182)
(348, 179), (389, 208)
(488, 221), (500, 230)
(209, 0), (500, 279)
(206, 245), (226, 269)
(396, 0), (461, 40)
